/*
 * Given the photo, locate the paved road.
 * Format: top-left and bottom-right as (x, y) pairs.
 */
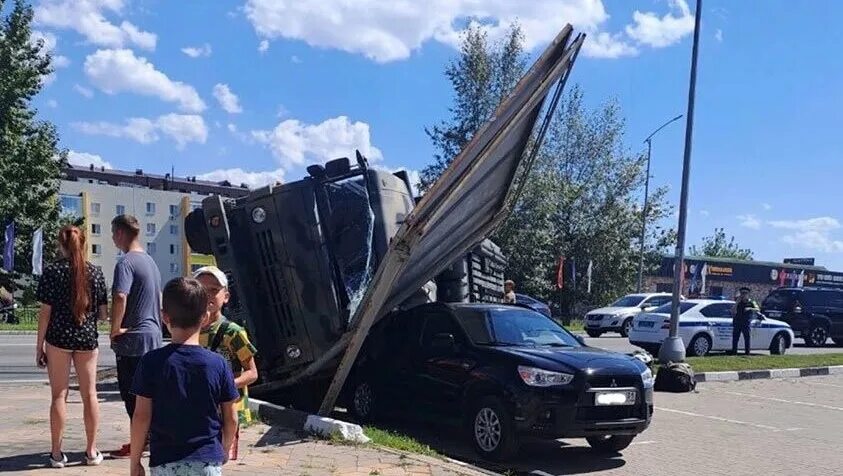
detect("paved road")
(0, 335), (115, 383)
(374, 374), (843, 475)
(581, 333), (843, 355)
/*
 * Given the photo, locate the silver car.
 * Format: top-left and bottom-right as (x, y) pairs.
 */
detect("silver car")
(584, 293), (674, 337)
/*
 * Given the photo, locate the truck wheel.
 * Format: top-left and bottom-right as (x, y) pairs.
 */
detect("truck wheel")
(687, 334), (712, 357)
(587, 435), (635, 453)
(769, 333), (788, 355)
(620, 318), (633, 338)
(348, 379), (379, 423)
(469, 397), (519, 461)
(586, 330), (602, 338)
(804, 324), (829, 347)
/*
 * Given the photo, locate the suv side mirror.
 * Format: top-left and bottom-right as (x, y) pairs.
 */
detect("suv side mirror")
(430, 333), (457, 353)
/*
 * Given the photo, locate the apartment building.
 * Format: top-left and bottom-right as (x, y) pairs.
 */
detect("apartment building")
(59, 165), (253, 287)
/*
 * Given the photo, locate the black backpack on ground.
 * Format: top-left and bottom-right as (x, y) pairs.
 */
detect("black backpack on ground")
(655, 362), (696, 393)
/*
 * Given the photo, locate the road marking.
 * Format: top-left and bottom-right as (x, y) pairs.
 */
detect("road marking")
(721, 391), (843, 412)
(803, 381), (843, 389)
(629, 440), (657, 446)
(658, 407), (800, 432)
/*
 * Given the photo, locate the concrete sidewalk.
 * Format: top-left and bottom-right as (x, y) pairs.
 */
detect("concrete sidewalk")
(0, 381), (489, 476)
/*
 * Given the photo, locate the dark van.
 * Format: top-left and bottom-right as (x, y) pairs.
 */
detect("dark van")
(761, 287), (843, 347)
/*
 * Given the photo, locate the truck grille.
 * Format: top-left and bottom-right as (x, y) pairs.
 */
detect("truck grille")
(255, 230), (298, 339)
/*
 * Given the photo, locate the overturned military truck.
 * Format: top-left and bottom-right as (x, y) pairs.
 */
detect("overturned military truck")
(185, 25), (585, 415)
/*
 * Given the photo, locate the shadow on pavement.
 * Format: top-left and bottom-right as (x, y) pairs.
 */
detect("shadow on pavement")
(0, 451), (114, 472)
(253, 426), (308, 448)
(364, 418), (628, 476)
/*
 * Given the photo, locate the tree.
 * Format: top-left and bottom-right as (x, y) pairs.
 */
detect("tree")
(0, 0), (67, 291)
(419, 23), (526, 192)
(493, 85), (675, 315)
(689, 228), (754, 260)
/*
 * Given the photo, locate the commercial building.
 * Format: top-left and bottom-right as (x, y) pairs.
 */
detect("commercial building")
(59, 165), (253, 287)
(644, 255), (843, 299)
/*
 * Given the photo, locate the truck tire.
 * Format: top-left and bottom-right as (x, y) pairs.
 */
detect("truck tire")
(587, 435), (635, 453)
(468, 396), (519, 461)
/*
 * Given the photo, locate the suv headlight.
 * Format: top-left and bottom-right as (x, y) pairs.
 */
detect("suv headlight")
(641, 368), (655, 388)
(517, 366), (574, 387)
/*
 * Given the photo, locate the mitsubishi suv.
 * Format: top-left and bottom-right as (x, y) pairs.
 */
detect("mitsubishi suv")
(343, 302), (653, 461)
(584, 293), (674, 338)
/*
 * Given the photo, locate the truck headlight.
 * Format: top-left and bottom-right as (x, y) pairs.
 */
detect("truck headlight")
(517, 366), (573, 387)
(641, 368), (655, 388)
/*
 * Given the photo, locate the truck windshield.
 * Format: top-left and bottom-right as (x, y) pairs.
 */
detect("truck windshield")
(612, 295), (645, 307)
(458, 307), (581, 347)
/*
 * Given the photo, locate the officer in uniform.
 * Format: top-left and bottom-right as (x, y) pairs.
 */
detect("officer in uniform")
(731, 287), (760, 355)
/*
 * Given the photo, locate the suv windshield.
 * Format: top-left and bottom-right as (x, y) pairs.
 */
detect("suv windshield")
(651, 302), (696, 314)
(456, 307), (581, 347)
(612, 295), (645, 307)
(762, 290), (797, 310)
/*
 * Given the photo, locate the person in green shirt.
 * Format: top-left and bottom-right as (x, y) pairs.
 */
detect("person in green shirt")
(193, 266), (258, 461)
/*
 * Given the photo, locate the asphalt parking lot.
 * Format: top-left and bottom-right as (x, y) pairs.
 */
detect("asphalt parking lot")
(372, 374), (843, 476)
(583, 333), (843, 356)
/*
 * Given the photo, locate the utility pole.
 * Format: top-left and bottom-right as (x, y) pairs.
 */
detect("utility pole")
(637, 114), (683, 293)
(660, 0), (702, 364)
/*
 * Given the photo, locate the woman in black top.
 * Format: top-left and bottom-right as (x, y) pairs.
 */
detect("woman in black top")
(36, 226), (108, 468)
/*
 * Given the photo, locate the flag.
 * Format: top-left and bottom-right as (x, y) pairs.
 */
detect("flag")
(556, 256), (565, 289)
(797, 270), (805, 288)
(700, 263), (708, 295)
(32, 227), (44, 276)
(570, 258), (577, 290)
(3, 221), (14, 272)
(688, 264), (699, 294)
(778, 268), (787, 287)
(790, 270), (799, 287)
(586, 260), (593, 293)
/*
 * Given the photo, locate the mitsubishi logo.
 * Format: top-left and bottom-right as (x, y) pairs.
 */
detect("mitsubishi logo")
(610, 379), (618, 388)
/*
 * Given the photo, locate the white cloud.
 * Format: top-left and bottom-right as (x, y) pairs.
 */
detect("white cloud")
(53, 55), (71, 68)
(699, 210), (710, 217)
(715, 29), (723, 43)
(67, 150), (112, 169)
(737, 214), (761, 230)
(625, 0), (694, 48)
(74, 84), (95, 98)
(47, 99), (58, 108)
(84, 49), (206, 112)
(251, 115), (382, 169)
(768, 217), (843, 253)
(213, 84), (243, 114)
(762, 203), (772, 211)
(73, 114), (208, 149)
(227, 123), (238, 133)
(182, 43), (213, 58)
(35, 0), (157, 50)
(197, 168), (285, 189)
(31, 30), (69, 84)
(583, 32), (638, 58)
(291, 55), (302, 63)
(258, 40), (270, 53)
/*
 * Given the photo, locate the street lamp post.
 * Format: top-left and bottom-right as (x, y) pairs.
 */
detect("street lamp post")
(636, 114), (683, 293)
(659, 0), (703, 364)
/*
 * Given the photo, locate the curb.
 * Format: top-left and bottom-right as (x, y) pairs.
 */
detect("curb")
(696, 365), (843, 383)
(0, 330), (37, 335)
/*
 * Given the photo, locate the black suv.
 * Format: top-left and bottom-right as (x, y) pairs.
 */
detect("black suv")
(343, 302), (653, 461)
(761, 287), (843, 346)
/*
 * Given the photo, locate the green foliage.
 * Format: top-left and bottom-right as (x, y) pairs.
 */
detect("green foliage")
(0, 0), (67, 289)
(419, 23), (526, 192)
(689, 228), (754, 260)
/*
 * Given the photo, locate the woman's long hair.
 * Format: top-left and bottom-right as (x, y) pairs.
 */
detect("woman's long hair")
(58, 226), (90, 326)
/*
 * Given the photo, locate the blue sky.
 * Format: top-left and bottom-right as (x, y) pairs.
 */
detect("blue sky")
(17, 0), (843, 270)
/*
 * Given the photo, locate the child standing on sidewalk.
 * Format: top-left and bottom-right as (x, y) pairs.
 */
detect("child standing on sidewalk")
(129, 278), (239, 476)
(193, 266), (259, 461)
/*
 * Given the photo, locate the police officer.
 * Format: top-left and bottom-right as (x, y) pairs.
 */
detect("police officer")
(731, 287), (760, 355)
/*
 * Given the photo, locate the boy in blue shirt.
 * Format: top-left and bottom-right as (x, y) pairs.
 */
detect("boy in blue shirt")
(130, 278), (239, 476)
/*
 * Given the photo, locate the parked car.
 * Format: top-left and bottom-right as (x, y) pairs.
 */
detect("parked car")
(514, 293), (552, 317)
(584, 293), (674, 338)
(344, 302), (653, 461)
(628, 299), (794, 357)
(761, 287), (843, 347)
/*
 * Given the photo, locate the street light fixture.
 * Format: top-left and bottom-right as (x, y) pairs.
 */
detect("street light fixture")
(636, 114), (683, 293)
(660, 0), (703, 364)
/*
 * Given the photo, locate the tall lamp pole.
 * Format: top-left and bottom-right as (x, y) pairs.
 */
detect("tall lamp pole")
(637, 114), (683, 293)
(660, 0), (703, 364)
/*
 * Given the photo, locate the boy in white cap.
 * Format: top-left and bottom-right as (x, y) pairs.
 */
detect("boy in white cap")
(193, 266), (258, 461)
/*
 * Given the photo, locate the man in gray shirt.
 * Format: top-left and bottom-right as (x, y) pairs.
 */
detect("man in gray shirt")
(109, 214), (163, 458)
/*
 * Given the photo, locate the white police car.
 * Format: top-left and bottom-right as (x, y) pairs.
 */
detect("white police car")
(584, 293), (674, 338)
(628, 299), (795, 357)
